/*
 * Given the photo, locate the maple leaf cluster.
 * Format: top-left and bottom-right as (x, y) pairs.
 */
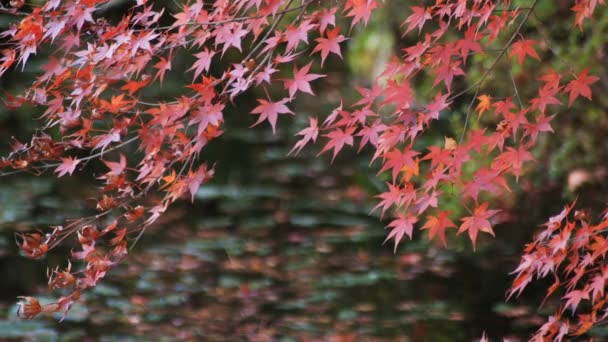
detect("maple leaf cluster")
(0, 0), (606, 338)
(1, 0), (347, 320)
(509, 204), (608, 340)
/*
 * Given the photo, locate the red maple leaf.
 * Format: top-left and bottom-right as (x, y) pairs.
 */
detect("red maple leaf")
(284, 19), (316, 52)
(463, 167), (510, 202)
(426, 92), (451, 120)
(458, 203), (500, 250)
(153, 56), (171, 84)
(102, 154), (127, 176)
(318, 126), (356, 162)
(290, 117), (319, 155)
(524, 114), (555, 143)
(509, 39), (540, 65)
(283, 62), (325, 99)
(312, 27), (347, 66)
(384, 213), (418, 253)
(422, 211), (457, 247)
(356, 119), (385, 151)
(344, 0), (379, 28)
(317, 7), (337, 33)
(564, 69), (600, 106)
(378, 147), (420, 183)
(372, 182), (403, 218)
(401, 6), (432, 34)
(415, 190), (439, 214)
(121, 75), (151, 95)
(529, 85), (562, 113)
(563, 288), (590, 313)
(492, 146), (534, 181)
(538, 68), (561, 90)
(188, 49), (215, 81)
(55, 156), (80, 177)
(250, 97), (294, 134)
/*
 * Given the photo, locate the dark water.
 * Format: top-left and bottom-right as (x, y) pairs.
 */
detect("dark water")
(0, 121), (554, 342)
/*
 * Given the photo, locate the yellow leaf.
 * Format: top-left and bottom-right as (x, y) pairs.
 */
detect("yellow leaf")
(475, 95), (492, 117)
(400, 158), (419, 182)
(444, 136), (457, 150)
(161, 170), (176, 189)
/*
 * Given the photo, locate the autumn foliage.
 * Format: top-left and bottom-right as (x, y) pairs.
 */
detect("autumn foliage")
(0, 0), (606, 339)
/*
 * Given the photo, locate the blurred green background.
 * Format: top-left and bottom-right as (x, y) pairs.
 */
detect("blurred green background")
(0, 1), (607, 340)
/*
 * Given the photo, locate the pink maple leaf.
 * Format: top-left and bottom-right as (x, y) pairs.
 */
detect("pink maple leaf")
(283, 62), (325, 99)
(290, 117), (319, 155)
(384, 213), (418, 253)
(250, 97), (294, 134)
(55, 156), (81, 177)
(312, 27), (347, 66)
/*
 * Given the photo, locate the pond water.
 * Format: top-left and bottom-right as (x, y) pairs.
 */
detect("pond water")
(0, 122), (553, 341)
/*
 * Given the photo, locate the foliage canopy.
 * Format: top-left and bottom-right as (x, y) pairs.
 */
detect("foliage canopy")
(0, 0), (607, 339)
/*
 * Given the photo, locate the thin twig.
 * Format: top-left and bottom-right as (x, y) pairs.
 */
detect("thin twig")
(458, 0), (539, 143)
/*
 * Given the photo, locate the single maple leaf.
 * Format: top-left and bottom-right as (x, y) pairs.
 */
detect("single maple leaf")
(384, 213), (418, 253)
(254, 64), (278, 85)
(318, 126), (356, 162)
(121, 75), (151, 95)
(382, 79), (413, 109)
(378, 147), (420, 184)
(102, 154), (127, 176)
(99, 94), (133, 113)
(538, 68), (561, 90)
(317, 7), (337, 33)
(214, 22), (248, 55)
(422, 145), (452, 169)
(283, 62), (325, 99)
(524, 114), (555, 143)
(493, 97), (516, 118)
(93, 130), (121, 151)
(563, 288), (590, 313)
(463, 167), (510, 202)
(422, 211), (456, 247)
(188, 49), (215, 81)
(354, 82), (382, 107)
(564, 69), (599, 106)
(475, 95), (492, 117)
(401, 6), (432, 35)
(55, 156), (80, 177)
(284, 19), (316, 52)
(153, 56), (171, 84)
(344, 0), (379, 28)
(426, 92), (451, 120)
(457, 26), (483, 63)
(289, 117), (319, 155)
(529, 85), (562, 113)
(250, 97), (294, 134)
(372, 182), (403, 218)
(571, 0), (605, 31)
(356, 119), (386, 151)
(458, 202), (500, 250)
(432, 60), (465, 91)
(509, 39), (540, 65)
(415, 190), (439, 214)
(589, 273), (605, 302)
(492, 146), (534, 181)
(312, 27), (347, 66)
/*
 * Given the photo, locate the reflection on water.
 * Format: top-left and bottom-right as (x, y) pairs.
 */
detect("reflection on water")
(0, 128), (544, 341)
